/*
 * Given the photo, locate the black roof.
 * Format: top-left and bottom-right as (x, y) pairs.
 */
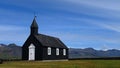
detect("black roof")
(31, 17), (38, 28)
(34, 34), (68, 48)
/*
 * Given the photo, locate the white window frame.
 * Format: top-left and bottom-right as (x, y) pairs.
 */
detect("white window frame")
(56, 48), (59, 55)
(48, 47), (51, 55)
(63, 49), (66, 56)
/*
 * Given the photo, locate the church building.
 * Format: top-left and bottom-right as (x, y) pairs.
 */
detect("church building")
(22, 17), (68, 61)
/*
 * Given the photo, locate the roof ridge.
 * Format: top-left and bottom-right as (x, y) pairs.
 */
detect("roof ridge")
(38, 33), (59, 39)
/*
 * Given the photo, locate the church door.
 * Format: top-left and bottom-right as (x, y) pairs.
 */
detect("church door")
(28, 44), (35, 60)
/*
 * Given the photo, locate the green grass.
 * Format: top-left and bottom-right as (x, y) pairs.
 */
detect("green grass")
(0, 60), (120, 68)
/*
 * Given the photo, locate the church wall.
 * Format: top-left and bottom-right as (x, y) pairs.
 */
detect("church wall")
(35, 46), (43, 60)
(22, 35), (43, 60)
(22, 47), (29, 60)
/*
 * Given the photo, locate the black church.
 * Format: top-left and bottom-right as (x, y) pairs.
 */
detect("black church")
(22, 17), (68, 61)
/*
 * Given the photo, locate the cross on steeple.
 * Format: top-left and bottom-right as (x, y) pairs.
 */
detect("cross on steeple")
(34, 12), (37, 18)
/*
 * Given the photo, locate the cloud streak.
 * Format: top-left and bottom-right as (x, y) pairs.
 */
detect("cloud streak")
(0, 0), (120, 49)
(0, 25), (26, 31)
(0, 25), (28, 45)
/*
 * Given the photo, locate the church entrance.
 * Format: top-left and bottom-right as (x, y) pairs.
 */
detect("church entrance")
(28, 44), (35, 60)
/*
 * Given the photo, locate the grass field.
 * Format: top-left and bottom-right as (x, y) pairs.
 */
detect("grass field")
(0, 60), (120, 68)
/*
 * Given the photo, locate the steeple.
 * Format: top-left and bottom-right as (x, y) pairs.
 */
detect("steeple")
(30, 17), (38, 35)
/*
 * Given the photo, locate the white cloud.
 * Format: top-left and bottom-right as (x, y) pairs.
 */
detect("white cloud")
(58, 0), (120, 22)
(65, 0), (120, 11)
(0, 0), (120, 49)
(0, 25), (28, 45)
(85, 19), (120, 33)
(97, 23), (120, 33)
(42, 30), (120, 44)
(0, 25), (26, 31)
(65, 16), (120, 33)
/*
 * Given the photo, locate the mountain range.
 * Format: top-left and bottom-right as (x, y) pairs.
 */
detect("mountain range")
(0, 44), (22, 59)
(0, 44), (120, 59)
(69, 48), (120, 58)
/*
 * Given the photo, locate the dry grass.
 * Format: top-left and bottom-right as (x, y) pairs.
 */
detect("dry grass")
(0, 60), (120, 68)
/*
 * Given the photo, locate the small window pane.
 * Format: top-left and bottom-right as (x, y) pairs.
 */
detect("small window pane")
(63, 49), (66, 55)
(56, 48), (59, 55)
(48, 47), (51, 55)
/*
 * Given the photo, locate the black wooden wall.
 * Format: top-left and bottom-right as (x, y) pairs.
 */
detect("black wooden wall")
(42, 47), (68, 60)
(22, 35), (43, 60)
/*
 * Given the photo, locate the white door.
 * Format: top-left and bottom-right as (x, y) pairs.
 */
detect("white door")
(28, 44), (35, 60)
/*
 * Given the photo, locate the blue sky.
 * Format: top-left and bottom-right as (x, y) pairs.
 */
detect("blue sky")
(0, 0), (120, 50)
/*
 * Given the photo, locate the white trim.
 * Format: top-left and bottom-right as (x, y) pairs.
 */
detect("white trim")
(29, 44), (35, 49)
(28, 44), (35, 61)
(48, 47), (51, 55)
(63, 49), (66, 55)
(56, 48), (59, 55)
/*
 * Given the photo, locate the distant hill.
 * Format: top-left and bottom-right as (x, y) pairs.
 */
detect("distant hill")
(69, 48), (120, 58)
(0, 44), (21, 59)
(0, 44), (120, 59)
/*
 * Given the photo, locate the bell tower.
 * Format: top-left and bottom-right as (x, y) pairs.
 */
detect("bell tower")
(30, 17), (38, 35)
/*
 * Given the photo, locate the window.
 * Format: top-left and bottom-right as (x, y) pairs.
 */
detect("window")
(56, 48), (59, 55)
(48, 47), (51, 55)
(63, 49), (66, 55)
